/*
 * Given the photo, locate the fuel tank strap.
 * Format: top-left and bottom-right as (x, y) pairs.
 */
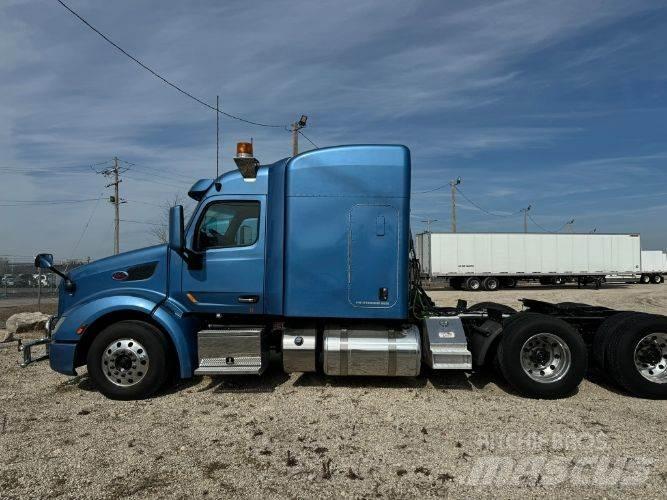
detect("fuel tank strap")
(387, 329), (397, 376)
(340, 328), (348, 376)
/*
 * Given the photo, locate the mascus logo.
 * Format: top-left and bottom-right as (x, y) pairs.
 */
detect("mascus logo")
(112, 271), (129, 281)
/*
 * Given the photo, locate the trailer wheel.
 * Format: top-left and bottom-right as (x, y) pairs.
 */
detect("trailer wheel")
(553, 276), (566, 286)
(482, 277), (500, 291)
(605, 314), (667, 398)
(497, 313), (587, 398)
(502, 278), (517, 288)
(640, 274), (651, 284)
(87, 320), (170, 400)
(465, 277), (482, 291)
(652, 274), (664, 284)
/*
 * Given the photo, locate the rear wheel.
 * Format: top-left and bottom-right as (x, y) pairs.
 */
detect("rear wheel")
(464, 277), (482, 291)
(592, 312), (637, 372)
(653, 274), (664, 284)
(497, 313), (587, 398)
(640, 274), (651, 284)
(482, 277), (500, 291)
(87, 320), (170, 400)
(605, 314), (667, 398)
(553, 276), (566, 286)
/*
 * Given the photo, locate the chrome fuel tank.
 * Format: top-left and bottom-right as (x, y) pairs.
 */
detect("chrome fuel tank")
(323, 324), (421, 376)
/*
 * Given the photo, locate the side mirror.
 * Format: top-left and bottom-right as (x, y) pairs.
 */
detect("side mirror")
(34, 253), (54, 269)
(168, 205), (185, 253)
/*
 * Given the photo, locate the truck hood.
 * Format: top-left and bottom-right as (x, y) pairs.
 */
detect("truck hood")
(59, 245), (169, 315)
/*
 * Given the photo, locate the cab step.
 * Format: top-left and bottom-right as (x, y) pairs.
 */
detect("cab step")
(194, 326), (266, 375)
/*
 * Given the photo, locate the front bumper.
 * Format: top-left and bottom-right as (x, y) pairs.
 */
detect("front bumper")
(17, 315), (55, 367)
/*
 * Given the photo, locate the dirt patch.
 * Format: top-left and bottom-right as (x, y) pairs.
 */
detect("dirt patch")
(1, 285), (666, 498)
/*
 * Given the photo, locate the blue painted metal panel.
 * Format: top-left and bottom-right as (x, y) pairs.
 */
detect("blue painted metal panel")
(283, 145), (410, 319)
(49, 341), (77, 375)
(348, 204), (400, 309)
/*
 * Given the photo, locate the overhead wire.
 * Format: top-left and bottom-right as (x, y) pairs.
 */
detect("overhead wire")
(0, 198), (101, 206)
(55, 0), (286, 128)
(298, 130), (319, 149)
(453, 186), (522, 218)
(69, 193), (104, 260)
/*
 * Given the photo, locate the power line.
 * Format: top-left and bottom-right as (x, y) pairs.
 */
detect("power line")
(0, 198), (100, 206)
(454, 186), (522, 218)
(56, 0), (286, 128)
(527, 213), (574, 233)
(119, 219), (165, 227)
(69, 194), (104, 260)
(298, 130), (319, 149)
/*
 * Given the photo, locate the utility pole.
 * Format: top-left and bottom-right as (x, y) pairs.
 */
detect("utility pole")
(291, 115), (308, 156)
(520, 205), (532, 233)
(98, 157), (127, 255)
(112, 158), (120, 254)
(421, 219), (438, 233)
(449, 177), (461, 233)
(216, 95), (220, 178)
(564, 219), (575, 233)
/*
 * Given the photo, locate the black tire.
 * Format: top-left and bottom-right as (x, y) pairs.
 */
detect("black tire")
(497, 313), (587, 398)
(553, 276), (566, 286)
(87, 320), (170, 400)
(557, 302), (591, 310)
(449, 278), (462, 290)
(482, 277), (500, 291)
(640, 274), (651, 284)
(592, 312), (637, 372)
(652, 274), (664, 284)
(605, 314), (667, 398)
(468, 302), (517, 314)
(539, 278), (552, 286)
(465, 277), (482, 291)
(502, 278), (517, 288)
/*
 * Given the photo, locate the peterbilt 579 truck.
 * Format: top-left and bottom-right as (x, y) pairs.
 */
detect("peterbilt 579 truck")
(22, 145), (667, 400)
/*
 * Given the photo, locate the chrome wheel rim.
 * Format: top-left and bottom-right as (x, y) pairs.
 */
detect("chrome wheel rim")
(634, 332), (667, 384)
(520, 333), (571, 383)
(101, 338), (150, 387)
(469, 280), (480, 290)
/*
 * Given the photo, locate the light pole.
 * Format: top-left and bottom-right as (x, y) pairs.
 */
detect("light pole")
(291, 115), (308, 156)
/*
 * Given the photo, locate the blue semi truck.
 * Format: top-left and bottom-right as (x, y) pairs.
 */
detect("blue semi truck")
(22, 144), (667, 400)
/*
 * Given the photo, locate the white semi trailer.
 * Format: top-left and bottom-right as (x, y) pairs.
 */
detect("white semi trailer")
(639, 250), (666, 284)
(415, 232), (641, 291)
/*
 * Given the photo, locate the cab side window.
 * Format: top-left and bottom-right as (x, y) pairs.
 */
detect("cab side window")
(196, 201), (260, 250)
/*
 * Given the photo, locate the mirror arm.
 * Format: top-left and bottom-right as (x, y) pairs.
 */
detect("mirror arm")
(45, 266), (76, 292)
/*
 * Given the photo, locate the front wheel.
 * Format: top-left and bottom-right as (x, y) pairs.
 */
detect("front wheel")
(497, 313), (587, 398)
(87, 320), (170, 400)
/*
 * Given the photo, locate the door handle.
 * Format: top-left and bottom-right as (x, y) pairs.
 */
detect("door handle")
(238, 295), (259, 304)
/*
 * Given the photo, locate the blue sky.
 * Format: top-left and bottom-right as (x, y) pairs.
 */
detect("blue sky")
(1, 0), (666, 261)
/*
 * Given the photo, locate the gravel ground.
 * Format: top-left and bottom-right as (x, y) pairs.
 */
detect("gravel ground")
(1, 285), (666, 499)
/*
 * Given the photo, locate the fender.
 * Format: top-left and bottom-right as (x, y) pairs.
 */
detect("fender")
(52, 295), (196, 378)
(467, 319), (504, 366)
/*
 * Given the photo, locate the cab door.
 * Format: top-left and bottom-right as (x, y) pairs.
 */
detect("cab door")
(181, 196), (265, 314)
